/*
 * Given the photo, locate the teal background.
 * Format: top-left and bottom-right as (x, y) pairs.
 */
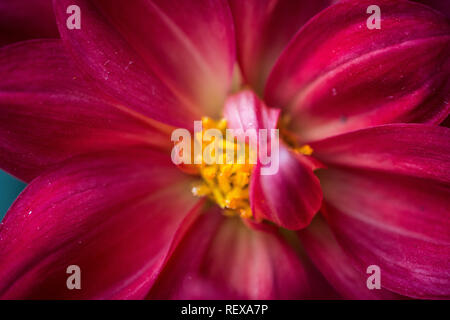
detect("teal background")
(0, 170), (26, 220)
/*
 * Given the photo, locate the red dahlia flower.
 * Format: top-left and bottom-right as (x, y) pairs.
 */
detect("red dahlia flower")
(0, 0), (449, 299)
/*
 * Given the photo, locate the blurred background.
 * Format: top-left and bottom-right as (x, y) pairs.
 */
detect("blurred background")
(0, 170), (25, 220)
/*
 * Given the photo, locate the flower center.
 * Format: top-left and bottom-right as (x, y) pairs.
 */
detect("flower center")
(191, 117), (254, 219)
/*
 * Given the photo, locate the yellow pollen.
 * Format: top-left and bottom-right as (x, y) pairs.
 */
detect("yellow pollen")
(191, 117), (254, 219)
(294, 144), (314, 156)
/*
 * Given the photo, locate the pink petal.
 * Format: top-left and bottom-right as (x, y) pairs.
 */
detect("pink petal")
(0, 40), (172, 182)
(265, 0), (450, 141)
(223, 89), (280, 144)
(229, 0), (335, 92)
(299, 215), (402, 299)
(251, 145), (322, 230)
(414, 0), (450, 17)
(310, 124), (450, 183)
(149, 213), (312, 299)
(319, 168), (450, 299)
(0, 147), (201, 299)
(223, 90), (322, 230)
(54, 0), (235, 122)
(0, 0), (58, 46)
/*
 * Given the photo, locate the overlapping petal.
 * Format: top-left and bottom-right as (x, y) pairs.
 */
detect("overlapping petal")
(298, 215), (401, 299)
(149, 213), (311, 299)
(313, 124), (450, 298)
(251, 146), (323, 230)
(229, 0), (334, 92)
(0, 40), (171, 182)
(0, 148), (201, 299)
(53, 0), (235, 124)
(319, 167), (450, 299)
(0, 0), (58, 46)
(265, 0), (450, 141)
(223, 90), (322, 230)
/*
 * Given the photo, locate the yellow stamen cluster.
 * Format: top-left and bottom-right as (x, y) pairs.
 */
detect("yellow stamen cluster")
(191, 117), (254, 219)
(294, 144), (313, 156)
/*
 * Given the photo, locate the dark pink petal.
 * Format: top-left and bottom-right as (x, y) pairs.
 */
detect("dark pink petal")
(229, 0), (334, 92)
(310, 124), (450, 183)
(414, 0), (450, 17)
(265, 0), (450, 141)
(149, 213), (311, 299)
(54, 0), (235, 123)
(319, 168), (450, 299)
(0, 148), (201, 299)
(93, 0), (235, 116)
(0, 40), (171, 182)
(299, 215), (401, 299)
(251, 145), (323, 230)
(0, 0), (58, 46)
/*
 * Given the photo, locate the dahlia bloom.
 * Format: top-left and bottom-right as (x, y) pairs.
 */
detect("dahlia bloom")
(0, 0), (449, 299)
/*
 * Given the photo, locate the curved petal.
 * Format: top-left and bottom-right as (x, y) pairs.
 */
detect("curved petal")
(265, 0), (450, 141)
(229, 0), (335, 92)
(0, 148), (201, 299)
(310, 124), (450, 183)
(319, 168), (450, 299)
(53, 0), (235, 123)
(0, 0), (58, 46)
(251, 145), (323, 230)
(0, 40), (172, 182)
(149, 213), (311, 299)
(299, 215), (402, 299)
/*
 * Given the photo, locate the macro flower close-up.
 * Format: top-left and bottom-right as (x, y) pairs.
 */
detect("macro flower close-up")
(0, 0), (449, 300)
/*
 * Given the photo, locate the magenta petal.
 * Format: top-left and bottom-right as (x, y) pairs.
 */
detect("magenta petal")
(0, 40), (171, 182)
(313, 124), (450, 298)
(319, 168), (450, 299)
(265, 0), (450, 141)
(0, 0), (58, 46)
(310, 124), (450, 183)
(54, 0), (235, 122)
(299, 215), (401, 299)
(52, 0), (202, 127)
(229, 0), (334, 92)
(0, 148), (201, 299)
(251, 145), (322, 230)
(92, 0), (235, 117)
(149, 214), (311, 299)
